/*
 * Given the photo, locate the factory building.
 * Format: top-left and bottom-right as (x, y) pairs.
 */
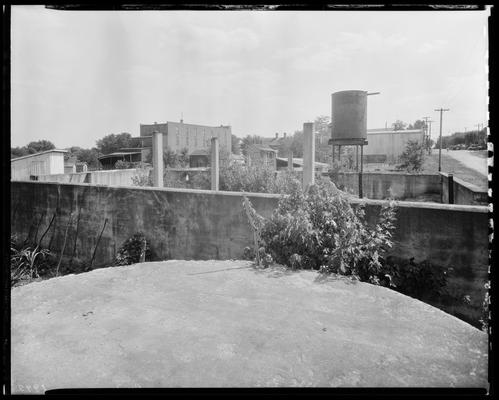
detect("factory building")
(364, 128), (424, 163)
(137, 120), (232, 161)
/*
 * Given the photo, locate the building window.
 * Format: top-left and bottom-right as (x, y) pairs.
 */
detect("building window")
(186, 128), (190, 147)
(176, 127), (179, 146)
(194, 128), (198, 148)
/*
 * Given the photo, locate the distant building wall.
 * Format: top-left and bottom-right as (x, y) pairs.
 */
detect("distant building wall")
(140, 121), (231, 155)
(365, 129), (424, 163)
(247, 146), (277, 170)
(11, 151), (66, 180)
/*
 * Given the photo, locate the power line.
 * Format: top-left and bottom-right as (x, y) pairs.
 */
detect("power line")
(435, 108), (450, 172)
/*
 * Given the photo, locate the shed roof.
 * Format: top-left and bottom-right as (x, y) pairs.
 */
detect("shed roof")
(98, 151), (142, 160)
(11, 149), (68, 162)
(248, 144), (278, 153)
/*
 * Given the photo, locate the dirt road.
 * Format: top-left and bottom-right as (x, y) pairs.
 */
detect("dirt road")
(444, 150), (488, 176)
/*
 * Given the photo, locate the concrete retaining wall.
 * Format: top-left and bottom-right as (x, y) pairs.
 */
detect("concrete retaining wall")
(37, 168), (149, 187)
(328, 172), (442, 201)
(11, 181), (489, 326)
(440, 172), (488, 205)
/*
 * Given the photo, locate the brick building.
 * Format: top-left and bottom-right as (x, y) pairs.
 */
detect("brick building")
(138, 120), (232, 161)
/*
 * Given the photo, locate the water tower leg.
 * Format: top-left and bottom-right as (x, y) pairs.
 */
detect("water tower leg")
(356, 145), (359, 171)
(359, 145), (364, 198)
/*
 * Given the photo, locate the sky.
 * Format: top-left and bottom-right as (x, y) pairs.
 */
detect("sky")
(11, 6), (490, 149)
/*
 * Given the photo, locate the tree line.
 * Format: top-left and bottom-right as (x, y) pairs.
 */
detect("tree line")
(435, 129), (487, 149)
(12, 132), (241, 170)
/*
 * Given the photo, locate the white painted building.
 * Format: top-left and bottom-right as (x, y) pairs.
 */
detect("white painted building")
(11, 150), (68, 181)
(364, 129), (424, 163)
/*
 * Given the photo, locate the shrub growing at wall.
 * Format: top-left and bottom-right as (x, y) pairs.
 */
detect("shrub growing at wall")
(220, 164), (301, 194)
(382, 256), (448, 301)
(247, 180), (398, 283)
(131, 166), (153, 187)
(115, 232), (151, 266)
(10, 234), (51, 287)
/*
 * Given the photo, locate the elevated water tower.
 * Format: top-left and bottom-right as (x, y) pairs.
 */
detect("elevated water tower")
(329, 90), (379, 198)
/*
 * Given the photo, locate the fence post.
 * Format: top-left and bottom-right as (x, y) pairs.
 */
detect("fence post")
(448, 173), (454, 204)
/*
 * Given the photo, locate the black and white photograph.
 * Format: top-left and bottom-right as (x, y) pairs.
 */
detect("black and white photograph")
(7, 4), (492, 393)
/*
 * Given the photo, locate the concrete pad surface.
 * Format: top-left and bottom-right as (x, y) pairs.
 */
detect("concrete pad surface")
(11, 260), (488, 392)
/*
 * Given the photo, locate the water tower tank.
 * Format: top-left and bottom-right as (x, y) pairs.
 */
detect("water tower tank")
(331, 90), (367, 142)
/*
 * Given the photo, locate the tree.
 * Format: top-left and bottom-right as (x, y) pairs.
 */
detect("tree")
(178, 148), (189, 167)
(289, 130), (304, 157)
(240, 135), (264, 157)
(314, 115), (331, 163)
(26, 140), (55, 154)
(96, 132), (133, 155)
(11, 140), (55, 158)
(163, 148), (179, 168)
(75, 148), (101, 169)
(231, 134), (240, 154)
(11, 146), (29, 158)
(396, 140), (425, 172)
(314, 115), (330, 134)
(392, 120), (407, 131)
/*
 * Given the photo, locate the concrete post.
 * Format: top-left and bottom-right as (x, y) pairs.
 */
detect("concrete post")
(211, 137), (219, 191)
(288, 151), (293, 172)
(152, 131), (163, 187)
(448, 173), (454, 204)
(302, 122), (315, 190)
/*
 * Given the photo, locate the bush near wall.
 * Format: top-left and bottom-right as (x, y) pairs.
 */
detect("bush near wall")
(244, 180), (455, 319)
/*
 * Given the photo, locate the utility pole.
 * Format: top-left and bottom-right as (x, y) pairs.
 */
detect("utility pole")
(422, 116), (431, 153)
(435, 108), (450, 172)
(475, 123), (481, 145)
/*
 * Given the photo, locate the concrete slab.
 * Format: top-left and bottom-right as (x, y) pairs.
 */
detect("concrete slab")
(11, 260), (488, 392)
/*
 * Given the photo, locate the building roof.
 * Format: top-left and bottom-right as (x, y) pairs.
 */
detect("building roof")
(98, 151), (142, 160)
(11, 149), (68, 162)
(367, 129), (423, 135)
(116, 147), (145, 153)
(248, 144), (278, 153)
(189, 149), (210, 156)
(140, 121), (231, 129)
(276, 157), (329, 168)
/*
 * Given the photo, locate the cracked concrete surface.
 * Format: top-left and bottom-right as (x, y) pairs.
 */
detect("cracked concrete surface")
(11, 260), (488, 392)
